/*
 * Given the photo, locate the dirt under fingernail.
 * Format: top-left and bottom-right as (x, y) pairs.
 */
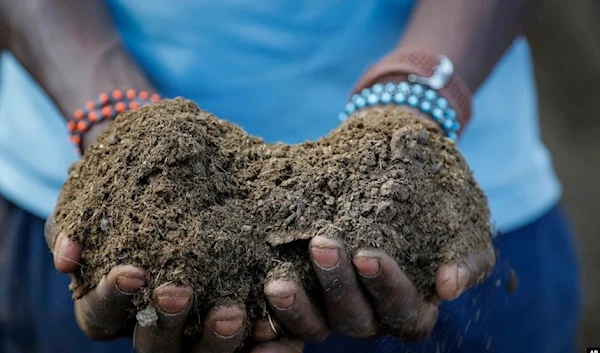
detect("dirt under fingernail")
(53, 99), (492, 339)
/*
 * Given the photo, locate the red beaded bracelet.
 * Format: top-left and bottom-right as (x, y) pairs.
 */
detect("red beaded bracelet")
(67, 89), (161, 154)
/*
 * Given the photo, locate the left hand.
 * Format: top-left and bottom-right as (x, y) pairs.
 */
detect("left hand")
(262, 235), (495, 342)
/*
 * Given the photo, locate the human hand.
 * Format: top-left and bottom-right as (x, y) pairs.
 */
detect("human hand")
(46, 213), (308, 353)
(46, 121), (267, 353)
(263, 235), (495, 341)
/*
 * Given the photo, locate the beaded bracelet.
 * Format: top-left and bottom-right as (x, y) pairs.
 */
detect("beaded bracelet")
(338, 82), (460, 141)
(67, 89), (161, 153)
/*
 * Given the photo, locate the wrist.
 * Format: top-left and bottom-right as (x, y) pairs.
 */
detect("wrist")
(342, 81), (461, 140)
(83, 121), (113, 152)
(55, 46), (154, 117)
(351, 49), (472, 137)
(4, 0), (154, 119)
(69, 89), (161, 154)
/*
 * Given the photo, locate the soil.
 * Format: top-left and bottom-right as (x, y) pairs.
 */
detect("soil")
(52, 98), (492, 338)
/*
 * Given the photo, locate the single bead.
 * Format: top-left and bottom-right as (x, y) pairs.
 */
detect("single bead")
(420, 101), (432, 113)
(407, 95), (419, 107)
(139, 90), (150, 100)
(112, 89), (124, 101)
(74, 109), (85, 120)
(411, 84), (424, 96)
(76, 120), (89, 133)
(99, 93), (110, 105)
(355, 96), (367, 108)
(380, 92), (392, 104)
(443, 119), (454, 130)
(424, 89), (437, 101)
(398, 82), (411, 94)
(88, 111), (99, 123)
(372, 83), (384, 94)
(447, 131), (458, 141)
(338, 112), (348, 121)
(385, 82), (397, 93)
(150, 93), (161, 102)
(367, 94), (379, 106)
(452, 121), (461, 131)
(436, 97), (449, 110)
(344, 102), (356, 114)
(445, 109), (457, 120)
(361, 88), (371, 97)
(115, 102), (127, 113)
(70, 135), (81, 145)
(126, 89), (137, 100)
(393, 92), (406, 104)
(432, 108), (444, 122)
(101, 106), (114, 119)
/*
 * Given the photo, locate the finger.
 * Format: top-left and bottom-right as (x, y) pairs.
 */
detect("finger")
(353, 250), (438, 341)
(252, 314), (281, 342)
(53, 234), (83, 273)
(44, 216), (82, 273)
(264, 279), (329, 342)
(436, 247), (496, 301)
(193, 305), (246, 353)
(44, 215), (57, 250)
(75, 265), (146, 340)
(250, 339), (304, 353)
(133, 284), (194, 353)
(309, 236), (379, 338)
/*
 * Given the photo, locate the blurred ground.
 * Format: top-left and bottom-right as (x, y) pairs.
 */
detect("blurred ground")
(528, 0), (600, 346)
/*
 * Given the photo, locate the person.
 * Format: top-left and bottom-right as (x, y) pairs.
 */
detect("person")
(0, 0), (581, 352)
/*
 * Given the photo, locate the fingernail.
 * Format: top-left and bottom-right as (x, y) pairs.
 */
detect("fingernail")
(253, 318), (278, 341)
(353, 256), (381, 277)
(116, 274), (145, 294)
(156, 290), (192, 314)
(454, 263), (471, 299)
(268, 294), (295, 310)
(310, 246), (340, 269)
(56, 235), (71, 259)
(157, 295), (192, 314)
(214, 318), (244, 338)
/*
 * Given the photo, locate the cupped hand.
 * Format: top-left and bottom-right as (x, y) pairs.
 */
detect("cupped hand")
(264, 235), (495, 342)
(45, 214), (272, 353)
(46, 123), (279, 353)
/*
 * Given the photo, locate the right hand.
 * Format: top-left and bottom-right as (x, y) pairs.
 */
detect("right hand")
(45, 122), (302, 353)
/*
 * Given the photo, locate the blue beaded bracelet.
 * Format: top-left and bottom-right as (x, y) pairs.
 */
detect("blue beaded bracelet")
(338, 82), (460, 141)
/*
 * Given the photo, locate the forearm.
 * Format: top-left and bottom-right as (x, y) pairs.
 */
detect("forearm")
(399, 0), (539, 92)
(0, 0), (152, 118)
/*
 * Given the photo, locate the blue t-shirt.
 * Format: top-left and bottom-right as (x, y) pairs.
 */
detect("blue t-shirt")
(0, 0), (560, 233)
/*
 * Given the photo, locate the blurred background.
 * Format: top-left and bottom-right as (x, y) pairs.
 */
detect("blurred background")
(528, 0), (600, 347)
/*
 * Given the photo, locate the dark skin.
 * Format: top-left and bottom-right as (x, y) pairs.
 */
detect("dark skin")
(2, 0), (537, 351)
